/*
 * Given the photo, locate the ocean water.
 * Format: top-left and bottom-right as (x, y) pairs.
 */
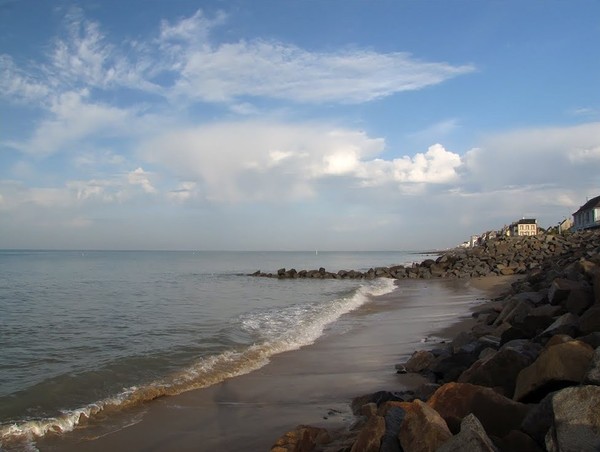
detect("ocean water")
(0, 250), (429, 449)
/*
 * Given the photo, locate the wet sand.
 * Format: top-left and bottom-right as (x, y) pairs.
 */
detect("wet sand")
(38, 276), (515, 452)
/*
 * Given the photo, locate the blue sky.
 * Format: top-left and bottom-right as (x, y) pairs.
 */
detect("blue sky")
(1, 0), (599, 250)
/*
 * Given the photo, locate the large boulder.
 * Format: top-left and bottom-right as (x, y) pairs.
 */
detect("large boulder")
(513, 339), (594, 403)
(379, 405), (405, 452)
(545, 385), (600, 452)
(521, 391), (558, 448)
(458, 339), (541, 397)
(578, 305), (600, 335)
(398, 399), (452, 452)
(584, 346), (600, 385)
(564, 286), (594, 315)
(403, 350), (436, 373)
(350, 415), (386, 452)
(538, 313), (580, 339)
(427, 382), (530, 438)
(548, 278), (586, 305)
(351, 391), (406, 415)
(436, 414), (498, 452)
(270, 425), (331, 452)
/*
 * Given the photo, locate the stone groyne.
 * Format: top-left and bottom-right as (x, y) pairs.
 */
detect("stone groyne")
(270, 230), (600, 452)
(252, 232), (595, 280)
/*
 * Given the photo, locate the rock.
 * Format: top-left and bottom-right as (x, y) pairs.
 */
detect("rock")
(427, 382), (530, 438)
(436, 413), (498, 452)
(578, 305), (600, 335)
(380, 406), (405, 452)
(584, 346), (600, 385)
(359, 402), (378, 417)
(548, 278), (585, 305)
(398, 399), (452, 452)
(498, 430), (543, 452)
(564, 286), (594, 315)
(350, 415), (385, 452)
(521, 391), (557, 448)
(404, 350), (436, 373)
(271, 425), (331, 452)
(545, 385), (600, 452)
(429, 350), (480, 383)
(458, 340), (541, 397)
(351, 391), (406, 415)
(538, 313), (580, 339)
(413, 383), (441, 402)
(579, 332), (600, 349)
(513, 339), (594, 403)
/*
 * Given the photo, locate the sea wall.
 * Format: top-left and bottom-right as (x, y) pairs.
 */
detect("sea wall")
(252, 232), (596, 280)
(270, 229), (600, 452)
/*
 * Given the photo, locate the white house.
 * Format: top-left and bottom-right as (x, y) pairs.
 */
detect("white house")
(572, 195), (600, 231)
(509, 218), (538, 236)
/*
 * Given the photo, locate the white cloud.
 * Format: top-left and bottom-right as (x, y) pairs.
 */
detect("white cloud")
(159, 9), (226, 44)
(127, 167), (157, 194)
(142, 121), (386, 202)
(0, 55), (50, 103)
(168, 40), (475, 104)
(141, 121), (466, 204)
(167, 181), (198, 203)
(463, 122), (600, 191)
(568, 145), (600, 163)
(12, 90), (133, 155)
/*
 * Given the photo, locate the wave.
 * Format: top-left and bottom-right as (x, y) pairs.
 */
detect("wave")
(0, 278), (396, 447)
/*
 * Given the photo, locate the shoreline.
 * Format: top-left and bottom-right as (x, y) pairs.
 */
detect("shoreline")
(35, 277), (503, 452)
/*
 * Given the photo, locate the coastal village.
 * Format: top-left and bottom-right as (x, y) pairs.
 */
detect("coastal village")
(460, 194), (600, 249)
(270, 194), (600, 452)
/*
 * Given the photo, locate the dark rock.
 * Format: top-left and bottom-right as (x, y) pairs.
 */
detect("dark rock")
(437, 413), (498, 452)
(430, 350), (480, 383)
(537, 313), (580, 339)
(513, 339), (594, 403)
(548, 278), (585, 305)
(521, 391), (557, 448)
(271, 425), (331, 452)
(564, 286), (594, 315)
(458, 340), (541, 398)
(579, 332), (600, 349)
(427, 382), (530, 438)
(350, 391), (406, 415)
(584, 346), (600, 385)
(379, 406), (405, 452)
(578, 305), (600, 335)
(545, 385), (600, 452)
(498, 430), (543, 452)
(403, 350), (436, 373)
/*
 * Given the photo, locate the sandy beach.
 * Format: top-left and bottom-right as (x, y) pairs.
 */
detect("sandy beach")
(38, 276), (515, 452)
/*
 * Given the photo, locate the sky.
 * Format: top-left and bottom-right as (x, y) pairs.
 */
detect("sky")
(1, 0), (599, 251)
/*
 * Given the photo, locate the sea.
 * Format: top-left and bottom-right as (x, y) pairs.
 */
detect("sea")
(0, 249), (434, 450)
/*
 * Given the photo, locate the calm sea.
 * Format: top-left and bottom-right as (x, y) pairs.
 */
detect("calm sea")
(0, 250), (430, 449)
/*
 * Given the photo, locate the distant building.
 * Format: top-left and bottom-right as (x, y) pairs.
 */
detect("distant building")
(558, 218), (573, 233)
(509, 218), (538, 236)
(572, 195), (600, 231)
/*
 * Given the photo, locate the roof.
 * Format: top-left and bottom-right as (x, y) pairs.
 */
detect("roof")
(516, 218), (537, 224)
(574, 195), (600, 214)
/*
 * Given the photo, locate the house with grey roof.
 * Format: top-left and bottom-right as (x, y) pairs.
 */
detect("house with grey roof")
(509, 218), (538, 236)
(572, 195), (600, 231)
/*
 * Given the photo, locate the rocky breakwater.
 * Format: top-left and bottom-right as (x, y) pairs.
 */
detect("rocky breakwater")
(270, 229), (600, 452)
(252, 232), (595, 280)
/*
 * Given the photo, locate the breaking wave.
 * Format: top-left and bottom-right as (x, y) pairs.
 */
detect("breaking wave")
(0, 278), (395, 447)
